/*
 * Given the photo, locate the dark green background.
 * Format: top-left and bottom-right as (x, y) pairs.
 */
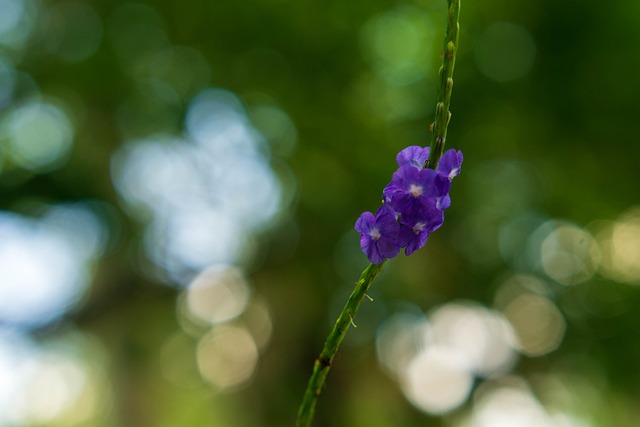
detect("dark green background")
(1, 0), (639, 426)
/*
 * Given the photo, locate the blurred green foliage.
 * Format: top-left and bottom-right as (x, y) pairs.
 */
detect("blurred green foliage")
(1, 0), (640, 426)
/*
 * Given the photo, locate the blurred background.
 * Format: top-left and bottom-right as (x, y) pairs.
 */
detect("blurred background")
(1, 0), (639, 426)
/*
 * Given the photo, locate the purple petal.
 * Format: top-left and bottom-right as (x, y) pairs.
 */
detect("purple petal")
(433, 175), (452, 197)
(396, 146), (430, 169)
(383, 184), (398, 203)
(426, 210), (444, 232)
(400, 199), (444, 233)
(363, 239), (384, 264)
(396, 224), (415, 248)
(404, 231), (429, 256)
(374, 205), (400, 242)
(375, 203), (397, 219)
(437, 194), (451, 210)
(415, 168), (438, 197)
(436, 149), (463, 180)
(360, 234), (372, 251)
(377, 237), (400, 259)
(390, 165), (420, 186)
(355, 211), (375, 234)
(389, 192), (416, 216)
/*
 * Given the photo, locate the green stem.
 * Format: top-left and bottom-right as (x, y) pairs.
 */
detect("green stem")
(426, 0), (461, 170)
(296, 261), (386, 427)
(296, 2), (461, 426)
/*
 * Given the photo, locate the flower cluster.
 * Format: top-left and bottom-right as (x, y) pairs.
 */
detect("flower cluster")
(355, 146), (463, 264)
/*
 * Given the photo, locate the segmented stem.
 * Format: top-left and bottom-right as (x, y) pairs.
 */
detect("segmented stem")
(426, 0), (460, 170)
(296, 262), (385, 427)
(296, 2), (461, 425)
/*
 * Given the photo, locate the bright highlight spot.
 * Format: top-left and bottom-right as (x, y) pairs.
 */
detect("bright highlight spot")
(401, 346), (473, 414)
(0, 329), (109, 426)
(112, 89), (287, 283)
(0, 205), (104, 328)
(502, 294), (565, 357)
(539, 222), (600, 285)
(241, 298), (273, 351)
(430, 303), (517, 376)
(375, 312), (429, 378)
(3, 101), (74, 171)
(196, 325), (258, 391)
(376, 302), (517, 415)
(597, 207), (640, 285)
(464, 381), (551, 427)
(186, 265), (251, 325)
(176, 267), (272, 390)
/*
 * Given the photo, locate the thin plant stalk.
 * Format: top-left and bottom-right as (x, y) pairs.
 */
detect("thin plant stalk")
(296, 1), (460, 426)
(427, 0), (461, 170)
(296, 261), (385, 427)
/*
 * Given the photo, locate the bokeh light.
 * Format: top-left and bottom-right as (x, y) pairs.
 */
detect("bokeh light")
(0, 0), (37, 49)
(241, 297), (273, 351)
(196, 324), (259, 391)
(0, 329), (110, 426)
(375, 311), (429, 378)
(376, 302), (518, 415)
(463, 379), (552, 427)
(175, 265), (273, 391)
(0, 204), (106, 328)
(494, 275), (567, 357)
(429, 303), (517, 377)
(2, 100), (74, 172)
(597, 207), (640, 285)
(538, 222), (600, 285)
(502, 293), (565, 357)
(401, 346), (473, 414)
(185, 265), (251, 325)
(112, 89), (290, 284)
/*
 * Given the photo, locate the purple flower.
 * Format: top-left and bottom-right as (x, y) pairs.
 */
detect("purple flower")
(398, 222), (430, 257)
(396, 146), (430, 169)
(384, 166), (445, 219)
(437, 149), (464, 181)
(354, 204), (400, 264)
(355, 146), (462, 262)
(396, 198), (444, 255)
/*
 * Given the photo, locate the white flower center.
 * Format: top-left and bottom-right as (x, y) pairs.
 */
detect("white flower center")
(409, 184), (423, 197)
(369, 227), (381, 240)
(413, 222), (426, 234)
